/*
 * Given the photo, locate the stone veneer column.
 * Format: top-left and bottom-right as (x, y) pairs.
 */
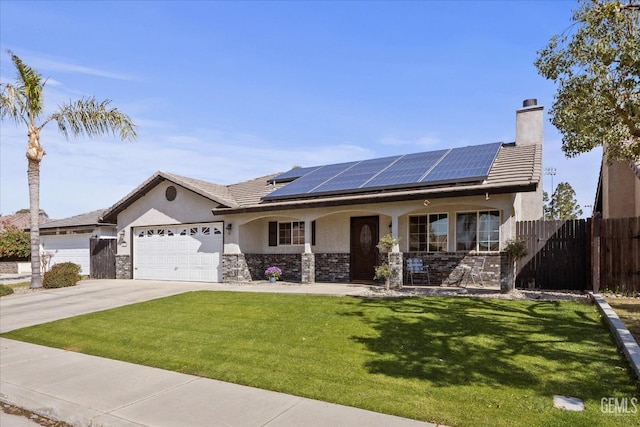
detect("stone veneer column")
(301, 252), (315, 284)
(389, 252), (403, 289)
(115, 255), (132, 279)
(222, 253), (252, 282)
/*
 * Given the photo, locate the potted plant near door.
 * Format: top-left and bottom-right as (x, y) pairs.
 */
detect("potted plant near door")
(374, 234), (401, 290)
(374, 262), (396, 291)
(265, 266), (282, 283)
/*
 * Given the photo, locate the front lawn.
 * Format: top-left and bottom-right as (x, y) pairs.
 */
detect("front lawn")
(2, 292), (638, 427)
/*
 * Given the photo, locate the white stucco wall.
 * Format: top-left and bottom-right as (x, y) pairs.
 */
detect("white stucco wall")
(226, 193), (518, 254)
(116, 182), (221, 255)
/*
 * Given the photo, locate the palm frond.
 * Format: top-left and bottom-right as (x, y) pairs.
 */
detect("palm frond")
(7, 50), (44, 118)
(51, 97), (137, 141)
(0, 84), (25, 124)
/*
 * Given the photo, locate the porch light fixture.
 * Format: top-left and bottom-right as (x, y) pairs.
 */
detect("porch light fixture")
(119, 230), (125, 239)
(485, 192), (490, 201)
(423, 200), (431, 207)
(226, 223), (233, 233)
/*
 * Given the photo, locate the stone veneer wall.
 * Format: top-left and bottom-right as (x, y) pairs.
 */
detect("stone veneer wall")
(227, 253), (351, 283)
(221, 252), (507, 286)
(403, 252), (504, 287)
(315, 253), (350, 282)
(115, 255), (132, 279)
(0, 261), (18, 274)
(243, 253), (301, 282)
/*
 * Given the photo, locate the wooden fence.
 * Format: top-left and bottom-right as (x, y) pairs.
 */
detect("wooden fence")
(516, 217), (640, 293)
(596, 216), (640, 293)
(90, 238), (116, 279)
(516, 219), (590, 290)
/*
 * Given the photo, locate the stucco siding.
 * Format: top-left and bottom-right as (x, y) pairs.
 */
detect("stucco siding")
(229, 194), (519, 257)
(603, 160), (640, 219)
(116, 182), (219, 255)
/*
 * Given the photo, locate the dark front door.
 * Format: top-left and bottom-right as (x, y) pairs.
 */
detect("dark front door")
(350, 216), (379, 282)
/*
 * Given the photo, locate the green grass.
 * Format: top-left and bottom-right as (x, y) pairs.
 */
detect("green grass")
(8, 281), (29, 288)
(2, 292), (639, 427)
(605, 297), (640, 344)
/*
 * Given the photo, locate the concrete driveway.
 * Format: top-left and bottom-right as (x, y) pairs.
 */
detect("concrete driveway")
(0, 279), (373, 333)
(0, 279), (216, 333)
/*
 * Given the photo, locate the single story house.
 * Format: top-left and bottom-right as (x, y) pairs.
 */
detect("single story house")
(101, 99), (543, 287)
(0, 212), (52, 274)
(38, 209), (116, 276)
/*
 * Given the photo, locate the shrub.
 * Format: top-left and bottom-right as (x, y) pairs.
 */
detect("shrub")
(0, 284), (14, 297)
(0, 224), (30, 259)
(43, 262), (81, 289)
(504, 239), (528, 260)
(376, 234), (401, 252)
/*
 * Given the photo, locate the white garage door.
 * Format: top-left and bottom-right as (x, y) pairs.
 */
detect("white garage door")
(41, 234), (91, 275)
(133, 223), (223, 282)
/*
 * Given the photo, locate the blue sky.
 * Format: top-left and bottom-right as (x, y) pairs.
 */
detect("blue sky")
(0, 0), (601, 219)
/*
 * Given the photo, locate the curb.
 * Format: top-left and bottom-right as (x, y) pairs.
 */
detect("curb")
(590, 292), (640, 382)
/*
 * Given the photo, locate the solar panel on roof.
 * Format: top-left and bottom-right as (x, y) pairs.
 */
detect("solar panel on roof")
(312, 155), (402, 192)
(362, 150), (449, 188)
(422, 142), (501, 184)
(264, 142), (503, 200)
(272, 166), (322, 182)
(267, 161), (358, 198)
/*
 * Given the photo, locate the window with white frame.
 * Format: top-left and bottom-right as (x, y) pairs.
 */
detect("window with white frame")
(279, 221), (305, 245)
(409, 214), (448, 252)
(456, 210), (500, 252)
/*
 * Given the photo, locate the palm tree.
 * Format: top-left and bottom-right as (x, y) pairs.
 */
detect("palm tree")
(0, 51), (136, 288)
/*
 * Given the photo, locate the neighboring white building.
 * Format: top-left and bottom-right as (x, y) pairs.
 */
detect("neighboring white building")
(102, 100), (544, 287)
(38, 209), (116, 276)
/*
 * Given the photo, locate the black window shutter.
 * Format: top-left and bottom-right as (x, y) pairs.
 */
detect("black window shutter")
(311, 220), (316, 246)
(269, 221), (278, 246)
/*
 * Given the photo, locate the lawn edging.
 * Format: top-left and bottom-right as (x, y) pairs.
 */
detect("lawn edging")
(590, 292), (640, 382)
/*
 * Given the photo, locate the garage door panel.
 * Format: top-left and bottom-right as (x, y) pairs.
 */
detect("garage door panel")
(134, 223), (222, 282)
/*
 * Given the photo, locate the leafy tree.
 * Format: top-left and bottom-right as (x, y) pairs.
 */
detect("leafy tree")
(545, 182), (584, 219)
(0, 51), (136, 288)
(535, 0), (640, 163)
(543, 191), (553, 220)
(0, 224), (30, 259)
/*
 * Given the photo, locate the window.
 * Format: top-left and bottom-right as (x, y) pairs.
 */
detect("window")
(409, 214), (448, 252)
(269, 221), (307, 246)
(278, 221), (305, 245)
(456, 210), (500, 252)
(478, 211), (500, 251)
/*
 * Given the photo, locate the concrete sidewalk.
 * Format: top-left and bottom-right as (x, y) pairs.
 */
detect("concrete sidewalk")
(0, 279), (439, 427)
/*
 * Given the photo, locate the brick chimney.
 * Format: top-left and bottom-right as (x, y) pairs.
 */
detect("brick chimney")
(516, 99), (543, 146)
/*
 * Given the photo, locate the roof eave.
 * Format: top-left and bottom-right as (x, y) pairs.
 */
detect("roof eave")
(212, 182), (538, 215)
(102, 172), (237, 223)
